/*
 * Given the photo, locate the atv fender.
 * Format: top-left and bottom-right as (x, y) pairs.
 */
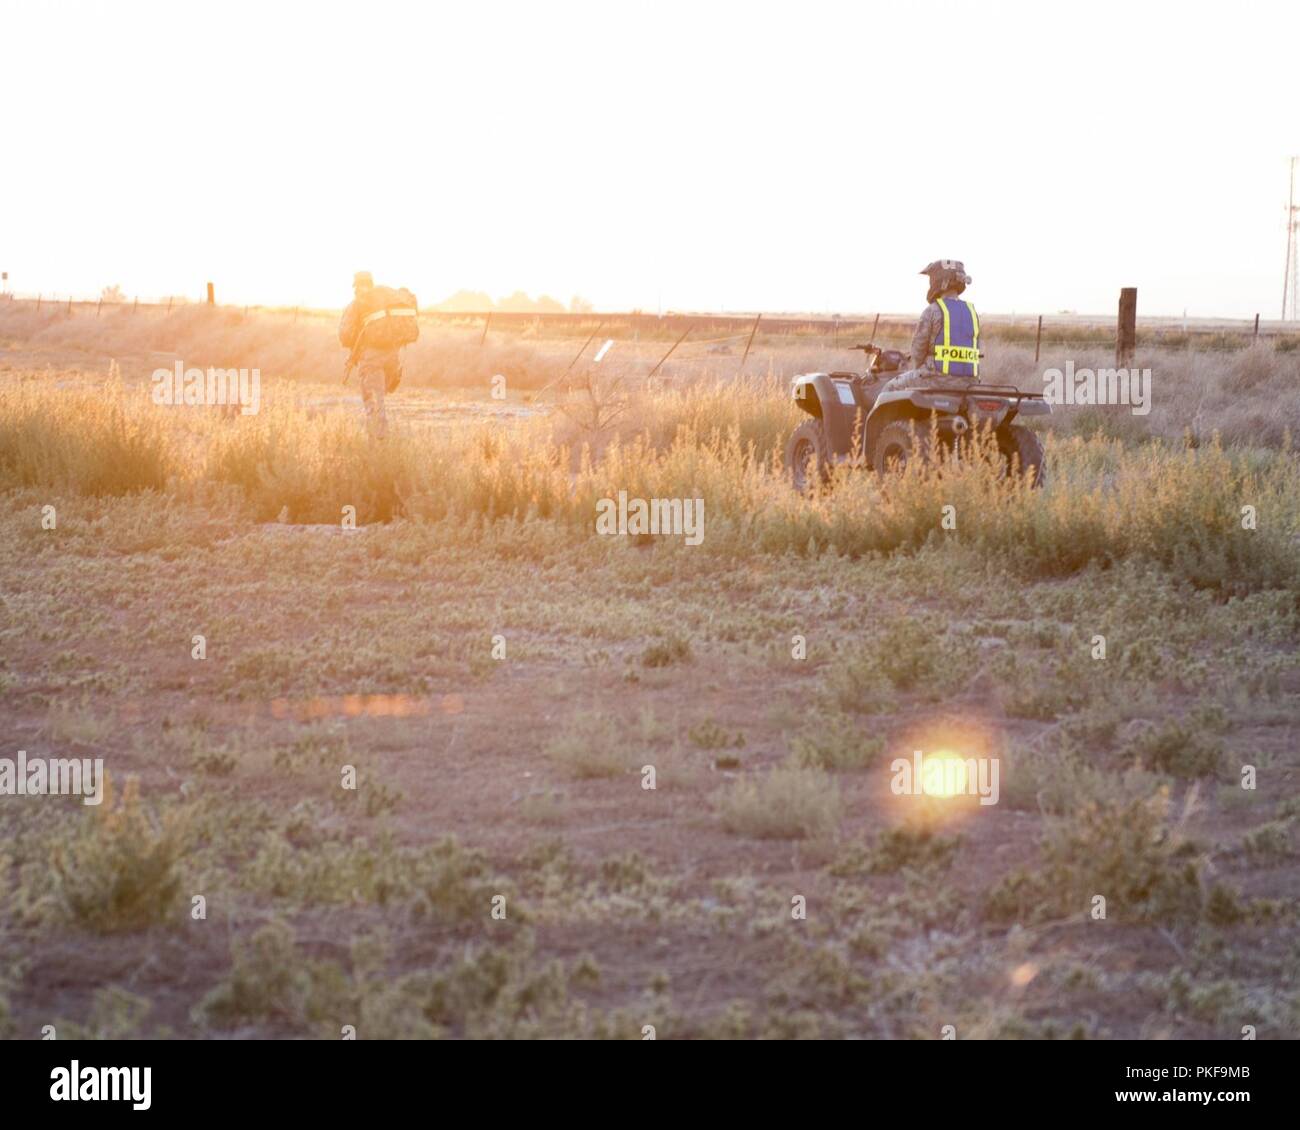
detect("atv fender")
(864, 389), (936, 461)
(791, 372), (836, 418)
(791, 373), (862, 456)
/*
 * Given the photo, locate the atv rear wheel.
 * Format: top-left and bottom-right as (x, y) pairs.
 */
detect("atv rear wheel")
(785, 419), (830, 492)
(873, 419), (932, 475)
(998, 425), (1047, 488)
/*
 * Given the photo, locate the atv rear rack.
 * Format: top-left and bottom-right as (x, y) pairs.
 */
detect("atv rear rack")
(919, 384), (1046, 400)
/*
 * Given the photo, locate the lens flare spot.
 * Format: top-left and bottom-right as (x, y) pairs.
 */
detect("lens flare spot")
(921, 749), (969, 798)
(1010, 962), (1038, 988)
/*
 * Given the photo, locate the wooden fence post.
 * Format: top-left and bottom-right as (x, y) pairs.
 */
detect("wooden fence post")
(563, 321), (604, 376)
(96, 298), (102, 317)
(648, 325), (691, 379)
(35, 295), (41, 312)
(1035, 314), (1043, 363)
(67, 297), (72, 314)
(479, 310), (492, 346)
(1117, 287), (1137, 365)
(207, 282), (215, 306)
(133, 297), (138, 314)
(738, 314), (762, 374)
(1253, 313), (1260, 343)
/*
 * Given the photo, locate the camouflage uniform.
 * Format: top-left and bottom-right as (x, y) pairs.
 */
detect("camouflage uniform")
(883, 287), (976, 393)
(338, 293), (399, 438)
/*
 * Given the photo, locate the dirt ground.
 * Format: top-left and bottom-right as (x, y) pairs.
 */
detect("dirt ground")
(1, 339), (1298, 1040)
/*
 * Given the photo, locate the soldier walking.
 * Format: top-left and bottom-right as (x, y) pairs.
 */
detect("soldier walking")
(339, 270), (417, 437)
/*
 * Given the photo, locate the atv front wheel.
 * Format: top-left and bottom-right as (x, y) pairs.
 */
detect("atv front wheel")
(998, 426), (1047, 488)
(873, 419), (932, 475)
(785, 419), (830, 492)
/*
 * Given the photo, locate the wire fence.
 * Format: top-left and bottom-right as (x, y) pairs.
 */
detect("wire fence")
(2, 291), (1298, 356)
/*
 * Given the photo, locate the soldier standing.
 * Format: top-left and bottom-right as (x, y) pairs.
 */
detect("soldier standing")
(883, 260), (980, 393)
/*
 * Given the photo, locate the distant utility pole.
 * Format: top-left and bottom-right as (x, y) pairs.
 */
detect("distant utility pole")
(1284, 157), (1299, 321)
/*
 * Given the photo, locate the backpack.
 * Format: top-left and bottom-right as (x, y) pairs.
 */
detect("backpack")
(359, 285), (419, 350)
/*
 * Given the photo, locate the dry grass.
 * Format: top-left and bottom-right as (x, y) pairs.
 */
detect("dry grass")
(4, 301), (1297, 445)
(0, 383), (173, 496)
(2, 361), (1295, 600)
(718, 765), (843, 840)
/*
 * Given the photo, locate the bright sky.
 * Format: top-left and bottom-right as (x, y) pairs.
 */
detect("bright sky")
(4, 0), (1298, 317)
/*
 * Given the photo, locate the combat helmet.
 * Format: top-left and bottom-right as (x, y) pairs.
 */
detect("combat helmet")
(920, 260), (971, 304)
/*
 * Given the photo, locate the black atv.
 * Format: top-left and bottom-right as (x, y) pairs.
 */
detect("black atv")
(784, 344), (1049, 491)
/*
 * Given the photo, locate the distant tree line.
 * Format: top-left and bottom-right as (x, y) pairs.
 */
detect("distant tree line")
(433, 289), (593, 314)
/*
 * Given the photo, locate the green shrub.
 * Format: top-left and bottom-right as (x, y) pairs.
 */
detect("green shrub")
(545, 711), (639, 779)
(1121, 707), (1227, 779)
(986, 789), (1207, 925)
(52, 778), (184, 933)
(789, 715), (882, 770)
(640, 634), (693, 668)
(718, 765), (842, 840)
(195, 920), (350, 1031)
